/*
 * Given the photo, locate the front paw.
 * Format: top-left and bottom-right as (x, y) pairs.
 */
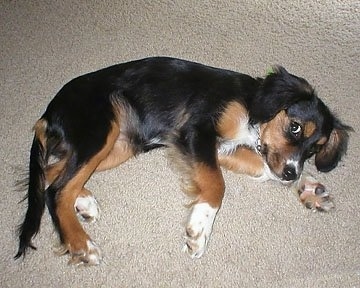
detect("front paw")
(297, 176), (334, 212)
(183, 203), (218, 259)
(183, 223), (208, 259)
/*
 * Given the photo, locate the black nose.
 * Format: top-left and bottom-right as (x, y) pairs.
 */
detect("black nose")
(282, 165), (297, 181)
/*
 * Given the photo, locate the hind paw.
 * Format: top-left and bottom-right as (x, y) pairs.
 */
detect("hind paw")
(74, 195), (100, 223)
(56, 240), (102, 266)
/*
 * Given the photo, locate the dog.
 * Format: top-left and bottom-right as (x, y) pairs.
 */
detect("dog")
(15, 57), (352, 265)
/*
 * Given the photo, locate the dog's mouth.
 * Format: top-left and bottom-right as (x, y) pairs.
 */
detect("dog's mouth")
(279, 177), (298, 186)
(262, 164), (297, 185)
(257, 142), (301, 183)
(262, 158), (302, 185)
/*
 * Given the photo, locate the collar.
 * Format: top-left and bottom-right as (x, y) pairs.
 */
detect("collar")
(254, 125), (262, 155)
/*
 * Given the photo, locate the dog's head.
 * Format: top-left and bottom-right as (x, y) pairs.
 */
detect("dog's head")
(251, 66), (352, 183)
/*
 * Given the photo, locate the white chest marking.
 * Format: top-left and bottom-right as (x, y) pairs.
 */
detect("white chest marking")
(218, 117), (259, 155)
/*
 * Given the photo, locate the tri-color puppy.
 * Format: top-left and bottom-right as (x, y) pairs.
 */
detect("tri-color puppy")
(15, 57), (351, 265)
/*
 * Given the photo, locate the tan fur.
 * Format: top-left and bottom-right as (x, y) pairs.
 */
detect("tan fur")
(45, 158), (67, 184)
(260, 110), (295, 177)
(317, 136), (328, 145)
(33, 119), (47, 148)
(316, 128), (346, 165)
(56, 121), (120, 255)
(303, 121), (316, 138)
(96, 139), (134, 171)
(192, 163), (225, 208)
(217, 102), (247, 139)
(219, 147), (264, 177)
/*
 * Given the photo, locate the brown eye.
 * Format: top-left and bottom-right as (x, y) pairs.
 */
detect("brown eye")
(290, 122), (302, 136)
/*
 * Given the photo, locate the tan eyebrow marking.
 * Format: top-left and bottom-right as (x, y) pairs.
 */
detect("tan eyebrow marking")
(216, 101), (247, 140)
(303, 121), (316, 138)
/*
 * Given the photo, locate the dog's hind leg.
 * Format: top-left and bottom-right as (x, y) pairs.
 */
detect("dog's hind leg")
(95, 137), (135, 171)
(72, 135), (135, 224)
(47, 121), (120, 265)
(47, 160), (102, 224)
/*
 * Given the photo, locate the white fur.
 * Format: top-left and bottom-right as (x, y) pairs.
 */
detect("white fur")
(218, 117), (259, 155)
(85, 240), (102, 265)
(74, 195), (100, 222)
(147, 137), (163, 145)
(251, 162), (273, 182)
(253, 162), (297, 185)
(183, 203), (219, 259)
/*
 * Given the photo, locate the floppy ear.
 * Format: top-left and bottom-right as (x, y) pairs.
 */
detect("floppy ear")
(315, 120), (353, 172)
(251, 66), (314, 123)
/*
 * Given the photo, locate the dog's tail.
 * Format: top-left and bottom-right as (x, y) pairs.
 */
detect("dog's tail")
(15, 119), (47, 259)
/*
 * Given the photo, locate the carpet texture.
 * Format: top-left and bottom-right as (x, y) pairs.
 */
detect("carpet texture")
(1, 1), (359, 287)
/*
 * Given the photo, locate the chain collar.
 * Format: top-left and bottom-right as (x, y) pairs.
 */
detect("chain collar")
(255, 138), (262, 155)
(254, 125), (262, 155)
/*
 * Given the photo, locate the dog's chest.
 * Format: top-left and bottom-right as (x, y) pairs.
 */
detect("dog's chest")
(217, 121), (259, 155)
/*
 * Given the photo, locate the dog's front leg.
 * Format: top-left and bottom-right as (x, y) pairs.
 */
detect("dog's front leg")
(218, 147), (265, 178)
(183, 163), (225, 259)
(293, 172), (335, 211)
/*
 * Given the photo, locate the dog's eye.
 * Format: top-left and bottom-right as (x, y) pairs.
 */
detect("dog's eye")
(290, 122), (302, 136)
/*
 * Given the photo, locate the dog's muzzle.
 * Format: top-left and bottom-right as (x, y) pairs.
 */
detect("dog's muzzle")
(282, 164), (298, 181)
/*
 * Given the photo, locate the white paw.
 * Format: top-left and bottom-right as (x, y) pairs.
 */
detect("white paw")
(183, 203), (218, 259)
(252, 163), (275, 182)
(296, 175), (334, 212)
(74, 196), (100, 223)
(68, 240), (102, 266)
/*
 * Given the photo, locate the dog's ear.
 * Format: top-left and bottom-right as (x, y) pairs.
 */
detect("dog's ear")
(251, 66), (314, 123)
(315, 120), (353, 172)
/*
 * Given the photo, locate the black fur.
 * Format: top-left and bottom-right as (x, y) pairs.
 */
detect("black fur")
(15, 136), (46, 259)
(15, 57), (352, 259)
(250, 66), (315, 122)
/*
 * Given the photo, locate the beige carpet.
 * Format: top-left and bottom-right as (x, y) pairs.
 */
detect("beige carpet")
(1, 1), (359, 287)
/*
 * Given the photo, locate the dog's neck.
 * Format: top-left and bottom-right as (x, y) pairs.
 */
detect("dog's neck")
(217, 123), (261, 156)
(254, 125), (262, 155)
